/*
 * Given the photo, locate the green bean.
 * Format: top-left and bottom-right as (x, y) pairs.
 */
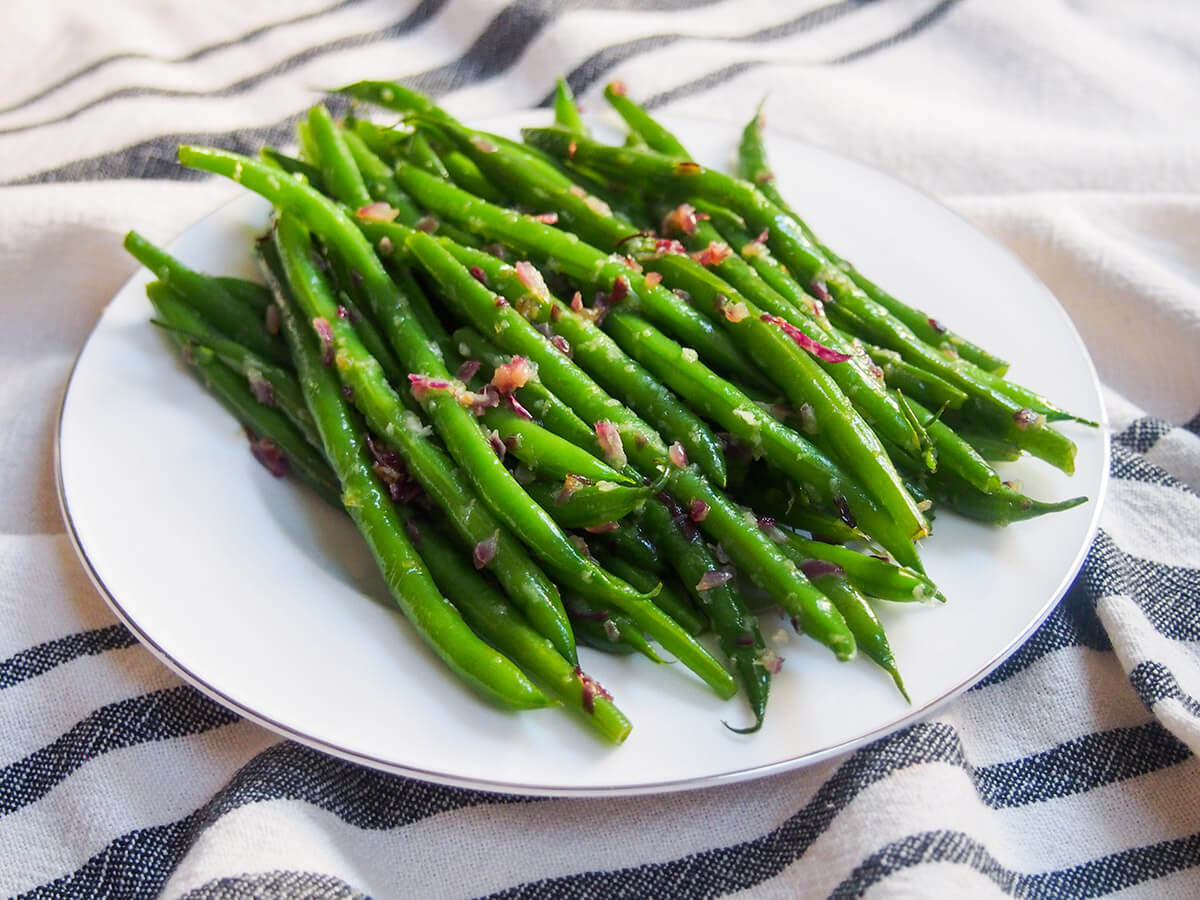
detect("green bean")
(397, 224), (730, 489)
(566, 594), (665, 663)
(591, 518), (663, 573)
(602, 81), (690, 158)
(638, 494), (770, 732)
(145, 282), (340, 506)
(261, 147), (326, 192)
(124, 231), (290, 366)
(390, 159), (762, 384)
(864, 343), (968, 411)
(213, 274), (273, 317)
(553, 76), (589, 136)
(183, 146), (658, 621)
(783, 553), (908, 700)
(591, 548), (707, 636)
(641, 253), (930, 542)
(410, 520), (631, 741)
(404, 229), (739, 697)
(263, 212), (577, 663)
(603, 309), (924, 570)
(149, 317), (318, 447)
(779, 532), (944, 604)
(397, 218), (855, 660)
(521, 127), (1082, 474)
(737, 104), (1008, 376)
(524, 475), (658, 530)
(450, 326), (599, 452)
(925, 472), (1087, 525)
(268, 242), (550, 710)
(957, 430), (1022, 463)
(478, 406), (632, 485)
(404, 129), (451, 177)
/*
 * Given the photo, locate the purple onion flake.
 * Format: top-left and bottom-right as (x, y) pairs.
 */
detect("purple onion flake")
(800, 560), (844, 580)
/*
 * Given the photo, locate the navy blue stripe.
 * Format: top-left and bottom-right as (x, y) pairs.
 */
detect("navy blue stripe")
(483, 721), (965, 899)
(1185, 409), (1200, 439)
(17, 741), (527, 899)
(975, 722), (1191, 809)
(1110, 442), (1197, 496)
(0, 686), (238, 818)
(0, 0), (365, 118)
(1085, 531), (1200, 642)
(829, 0), (963, 65)
(548, 0), (873, 105)
(1114, 416), (1177, 454)
(643, 0), (963, 109)
(0, 624), (138, 690)
(1130, 660), (1200, 720)
(0, 0), (446, 139)
(830, 829), (1200, 899)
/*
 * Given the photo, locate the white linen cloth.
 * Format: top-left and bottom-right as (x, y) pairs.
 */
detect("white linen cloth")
(1, 1), (1198, 896)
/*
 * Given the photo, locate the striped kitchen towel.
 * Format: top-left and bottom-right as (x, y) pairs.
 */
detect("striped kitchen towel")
(1, 1), (1198, 896)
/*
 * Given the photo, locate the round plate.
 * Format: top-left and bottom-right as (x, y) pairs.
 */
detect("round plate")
(57, 112), (1108, 796)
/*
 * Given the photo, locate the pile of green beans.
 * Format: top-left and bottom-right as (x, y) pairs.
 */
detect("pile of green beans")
(123, 74), (1091, 743)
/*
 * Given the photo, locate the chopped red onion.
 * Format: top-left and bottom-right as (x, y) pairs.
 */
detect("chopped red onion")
(494, 294), (509, 307)
(575, 666), (612, 714)
(531, 211), (559, 225)
(660, 202), (698, 237)
(834, 495), (857, 528)
(716, 295), (750, 323)
(653, 238), (687, 257)
(249, 438), (289, 478)
(584, 521), (620, 534)
(469, 135), (497, 153)
(644, 271), (663, 288)
(927, 317), (947, 334)
(355, 202), (399, 223)
(460, 384), (500, 414)
(609, 276), (629, 306)
(312, 317), (335, 366)
(689, 499), (709, 522)
(555, 473), (590, 505)
(798, 402), (817, 435)
(248, 372), (275, 406)
(377, 235), (394, 256)
(341, 385), (354, 401)
(595, 420), (627, 469)
(756, 228), (770, 244)
(735, 634), (755, 647)
(800, 560), (844, 580)
(609, 79), (627, 96)
(1012, 408), (1044, 430)
(414, 216), (438, 234)
(570, 291), (584, 313)
(456, 359), (482, 382)
(469, 265), (488, 286)
(696, 569), (733, 592)
(506, 392), (534, 420)
(551, 334), (571, 356)
(567, 140), (577, 160)
(755, 648), (784, 674)
(668, 442), (688, 468)
(490, 356), (533, 393)
(407, 373), (454, 401)
(487, 429), (506, 460)
(690, 241), (731, 267)
(760, 314), (851, 363)
(514, 260), (551, 301)
(473, 532), (499, 569)
(808, 279), (832, 303)
(404, 519), (421, 544)
(264, 304), (280, 335)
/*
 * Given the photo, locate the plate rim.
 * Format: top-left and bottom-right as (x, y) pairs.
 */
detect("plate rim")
(54, 112), (1111, 797)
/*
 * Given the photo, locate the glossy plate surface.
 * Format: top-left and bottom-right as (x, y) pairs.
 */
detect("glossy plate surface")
(57, 113), (1107, 796)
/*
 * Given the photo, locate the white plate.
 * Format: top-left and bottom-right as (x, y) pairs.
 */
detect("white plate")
(57, 113), (1108, 796)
